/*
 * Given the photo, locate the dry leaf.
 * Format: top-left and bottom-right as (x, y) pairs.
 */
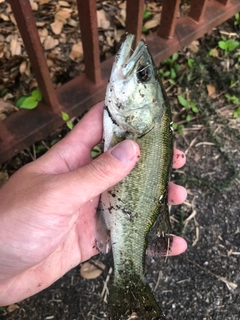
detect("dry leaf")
(7, 304), (19, 313)
(97, 9), (110, 30)
(0, 42), (5, 53)
(10, 38), (21, 56)
(44, 36), (59, 50)
(55, 8), (72, 23)
(67, 19), (78, 27)
(144, 18), (159, 30)
(69, 43), (83, 60)
(80, 260), (105, 279)
(206, 84), (216, 97)
(0, 13), (10, 21)
(30, 0), (38, 11)
(19, 61), (27, 74)
(188, 40), (199, 53)
(38, 28), (48, 43)
(51, 20), (64, 35)
(37, 0), (50, 4)
(9, 13), (16, 25)
(0, 171), (9, 187)
(210, 48), (219, 57)
(59, 1), (70, 7)
(194, 152), (200, 163)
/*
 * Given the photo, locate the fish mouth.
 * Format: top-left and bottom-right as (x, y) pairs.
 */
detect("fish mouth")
(115, 34), (146, 76)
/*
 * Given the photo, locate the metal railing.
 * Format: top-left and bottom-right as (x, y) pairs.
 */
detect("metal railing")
(0, 0), (239, 163)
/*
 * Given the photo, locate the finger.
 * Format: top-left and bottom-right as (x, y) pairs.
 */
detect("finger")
(172, 148), (186, 169)
(168, 181), (187, 205)
(167, 235), (187, 256)
(32, 102), (105, 173)
(57, 139), (140, 209)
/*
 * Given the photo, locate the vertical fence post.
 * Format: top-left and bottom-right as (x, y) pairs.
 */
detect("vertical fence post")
(188, 0), (208, 22)
(126, 0), (145, 44)
(157, 0), (181, 39)
(76, 0), (101, 84)
(9, 0), (59, 111)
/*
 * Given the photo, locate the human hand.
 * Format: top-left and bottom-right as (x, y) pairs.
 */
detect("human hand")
(0, 101), (187, 305)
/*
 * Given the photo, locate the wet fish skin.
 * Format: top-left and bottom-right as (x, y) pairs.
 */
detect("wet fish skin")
(100, 34), (173, 319)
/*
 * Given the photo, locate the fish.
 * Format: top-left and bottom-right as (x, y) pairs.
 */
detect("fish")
(97, 34), (173, 320)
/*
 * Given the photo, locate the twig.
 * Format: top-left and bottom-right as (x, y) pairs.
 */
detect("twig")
(185, 258), (237, 291)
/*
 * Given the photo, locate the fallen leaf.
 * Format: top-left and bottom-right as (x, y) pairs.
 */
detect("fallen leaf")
(0, 13), (10, 21)
(206, 84), (216, 97)
(69, 43), (83, 60)
(30, 0), (38, 11)
(59, 1), (70, 7)
(10, 38), (21, 56)
(194, 152), (200, 163)
(7, 304), (19, 313)
(210, 48), (219, 57)
(67, 18), (78, 27)
(51, 20), (64, 35)
(38, 0), (50, 4)
(80, 260), (105, 279)
(44, 36), (59, 50)
(144, 17), (160, 30)
(97, 9), (110, 29)
(55, 8), (72, 23)
(38, 28), (48, 43)
(19, 61), (27, 74)
(188, 40), (199, 53)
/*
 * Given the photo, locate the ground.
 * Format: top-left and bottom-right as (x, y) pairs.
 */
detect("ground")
(0, 1), (240, 320)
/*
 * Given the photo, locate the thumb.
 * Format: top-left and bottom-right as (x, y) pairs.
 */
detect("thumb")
(66, 139), (140, 206)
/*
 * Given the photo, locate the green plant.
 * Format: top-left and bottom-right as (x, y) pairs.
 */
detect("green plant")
(218, 36), (239, 56)
(16, 87), (42, 109)
(91, 144), (102, 158)
(161, 53), (181, 83)
(172, 122), (184, 134)
(187, 58), (195, 69)
(234, 13), (240, 26)
(142, 5), (152, 33)
(177, 95), (199, 123)
(225, 94), (240, 118)
(61, 111), (74, 130)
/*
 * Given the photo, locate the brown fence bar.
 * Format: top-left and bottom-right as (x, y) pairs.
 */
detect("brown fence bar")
(8, 0), (59, 111)
(189, 0), (209, 22)
(126, 0), (145, 44)
(158, 0), (181, 38)
(76, 0), (101, 84)
(0, 0), (240, 164)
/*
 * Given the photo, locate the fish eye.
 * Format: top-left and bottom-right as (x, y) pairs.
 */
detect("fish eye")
(137, 64), (152, 82)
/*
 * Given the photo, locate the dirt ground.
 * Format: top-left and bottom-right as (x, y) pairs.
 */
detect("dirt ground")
(0, 5), (240, 320)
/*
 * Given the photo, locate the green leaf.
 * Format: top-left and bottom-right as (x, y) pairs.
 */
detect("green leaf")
(61, 111), (69, 121)
(31, 87), (42, 101)
(172, 123), (178, 130)
(172, 52), (179, 62)
(227, 41), (239, 52)
(170, 68), (176, 79)
(218, 41), (227, 50)
(177, 95), (189, 108)
(174, 64), (181, 72)
(186, 114), (191, 122)
(67, 120), (73, 130)
(18, 96), (38, 109)
(142, 26), (148, 33)
(190, 102), (199, 113)
(16, 96), (28, 107)
(188, 58), (194, 68)
(0, 88), (9, 97)
(164, 70), (170, 77)
(177, 124), (184, 134)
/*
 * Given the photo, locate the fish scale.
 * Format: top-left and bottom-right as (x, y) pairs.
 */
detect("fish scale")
(98, 34), (173, 319)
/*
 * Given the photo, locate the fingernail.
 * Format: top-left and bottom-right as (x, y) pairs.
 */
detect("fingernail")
(110, 140), (137, 162)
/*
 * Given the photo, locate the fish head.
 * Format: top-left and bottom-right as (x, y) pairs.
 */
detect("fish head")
(105, 34), (165, 140)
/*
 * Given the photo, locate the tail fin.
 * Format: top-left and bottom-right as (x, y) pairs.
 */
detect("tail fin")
(108, 275), (166, 320)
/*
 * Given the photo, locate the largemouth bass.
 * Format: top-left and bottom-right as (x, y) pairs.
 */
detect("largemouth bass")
(98, 34), (173, 319)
